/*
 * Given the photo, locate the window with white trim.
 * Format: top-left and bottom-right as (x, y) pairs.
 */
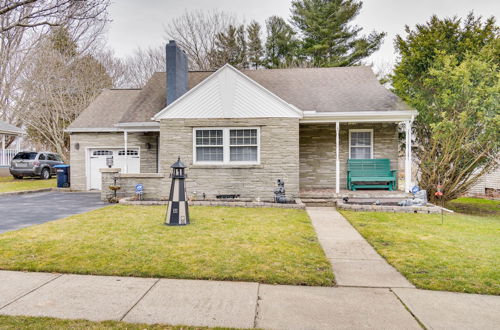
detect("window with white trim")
(194, 128), (260, 164)
(349, 129), (373, 159)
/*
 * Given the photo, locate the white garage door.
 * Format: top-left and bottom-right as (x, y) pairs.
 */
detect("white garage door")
(89, 148), (140, 190)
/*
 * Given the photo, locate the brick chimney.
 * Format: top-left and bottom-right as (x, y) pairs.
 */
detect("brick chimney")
(166, 40), (188, 105)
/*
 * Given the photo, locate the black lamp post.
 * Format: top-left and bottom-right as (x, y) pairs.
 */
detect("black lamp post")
(165, 157), (189, 225)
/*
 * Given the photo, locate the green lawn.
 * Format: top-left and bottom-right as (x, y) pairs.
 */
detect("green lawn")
(0, 176), (56, 193)
(446, 197), (500, 216)
(0, 315), (226, 330)
(0, 205), (333, 286)
(340, 210), (500, 294)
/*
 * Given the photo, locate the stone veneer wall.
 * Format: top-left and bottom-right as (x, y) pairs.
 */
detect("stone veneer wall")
(100, 169), (167, 201)
(69, 132), (158, 190)
(299, 122), (399, 190)
(159, 117), (300, 200)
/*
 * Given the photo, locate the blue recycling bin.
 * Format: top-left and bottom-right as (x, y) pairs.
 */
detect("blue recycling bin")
(54, 164), (70, 188)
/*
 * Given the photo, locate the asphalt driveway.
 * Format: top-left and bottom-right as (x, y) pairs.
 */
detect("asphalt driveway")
(0, 191), (108, 233)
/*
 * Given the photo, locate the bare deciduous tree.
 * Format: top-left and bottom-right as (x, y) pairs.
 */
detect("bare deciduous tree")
(122, 46), (165, 88)
(164, 9), (237, 70)
(16, 28), (112, 160)
(0, 0), (110, 148)
(0, 0), (109, 32)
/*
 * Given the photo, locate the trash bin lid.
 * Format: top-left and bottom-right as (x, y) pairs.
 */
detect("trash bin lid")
(53, 164), (70, 168)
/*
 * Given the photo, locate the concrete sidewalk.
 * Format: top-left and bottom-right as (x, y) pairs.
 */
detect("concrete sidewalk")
(1, 270), (499, 329)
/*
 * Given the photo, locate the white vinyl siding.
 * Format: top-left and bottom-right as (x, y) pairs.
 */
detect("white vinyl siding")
(349, 129), (373, 159)
(194, 127), (260, 164)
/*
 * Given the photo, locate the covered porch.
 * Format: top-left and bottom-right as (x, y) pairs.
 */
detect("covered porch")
(0, 120), (24, 167)
(299, 110), (416, 198)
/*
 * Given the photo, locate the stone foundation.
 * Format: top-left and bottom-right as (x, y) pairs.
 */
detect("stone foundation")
(119, 197), (306, 209)
(336, 201), (442, 214)
(100, 168), (167, 201)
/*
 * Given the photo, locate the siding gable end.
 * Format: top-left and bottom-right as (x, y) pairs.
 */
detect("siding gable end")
(153, 64), (303, 119)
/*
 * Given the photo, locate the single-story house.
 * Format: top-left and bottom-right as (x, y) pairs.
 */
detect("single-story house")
(67, 41), (417, 200)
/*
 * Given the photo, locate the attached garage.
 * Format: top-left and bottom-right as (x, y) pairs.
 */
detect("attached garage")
(88, 148), (140, 190)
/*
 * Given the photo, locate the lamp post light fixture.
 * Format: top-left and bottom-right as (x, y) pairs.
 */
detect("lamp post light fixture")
(106, 155), (114, 168)
(165, 157), (189, 226)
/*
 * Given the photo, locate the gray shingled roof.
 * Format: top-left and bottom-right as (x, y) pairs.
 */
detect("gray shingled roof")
(68, 89), (141, 129)
(119, 71), (211, 123)
(70, 66), (411, 130)
(0, 120), (24, 135)
(244, 67), (411, 112)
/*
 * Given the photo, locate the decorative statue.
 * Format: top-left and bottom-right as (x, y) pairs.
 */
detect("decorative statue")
(398, 189), (428, 207)
(274, 179), (288, 203)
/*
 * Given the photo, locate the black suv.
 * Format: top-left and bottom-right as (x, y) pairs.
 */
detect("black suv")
(10, 152), (64, 179)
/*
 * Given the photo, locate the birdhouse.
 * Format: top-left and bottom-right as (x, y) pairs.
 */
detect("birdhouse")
(165, 157), (189, 226)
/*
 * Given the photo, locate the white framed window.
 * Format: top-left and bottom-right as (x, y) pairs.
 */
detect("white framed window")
(194, 127), (260, 164)
(349, 129), (373, 159)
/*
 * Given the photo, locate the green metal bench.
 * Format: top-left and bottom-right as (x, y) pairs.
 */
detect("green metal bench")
(347, 159), (397, 191)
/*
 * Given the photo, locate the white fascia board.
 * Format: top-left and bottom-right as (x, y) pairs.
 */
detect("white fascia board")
(153, 63), (303, 120)
(65, 127), (122, 133)
(300, 110), (417, 123)
(0, 129), (24, 135)
(114, 122), (160, 132)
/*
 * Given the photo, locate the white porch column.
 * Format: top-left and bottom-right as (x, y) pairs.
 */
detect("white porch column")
(124, 131), (128, 174)
(335, 121), (340, 194)
(16, 135), (21, 151)
(1, 134), (5, 166)
(404, 120), (413, 192)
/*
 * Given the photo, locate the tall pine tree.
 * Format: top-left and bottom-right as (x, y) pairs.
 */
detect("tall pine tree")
(264, 16), (300, 68)
(247, 21), (264, 69)
(290, 0), (385, 67)
(211, 24), (248, 69)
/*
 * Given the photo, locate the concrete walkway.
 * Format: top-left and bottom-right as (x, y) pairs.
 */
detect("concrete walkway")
(0, 207), (499, 329)
(307, 207), (414, 288)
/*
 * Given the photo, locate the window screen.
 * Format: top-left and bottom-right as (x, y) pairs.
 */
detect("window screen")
(350, 131), (372, 159)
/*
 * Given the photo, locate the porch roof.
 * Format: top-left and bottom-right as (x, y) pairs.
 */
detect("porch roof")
(0, 120), (24, 135)
(300, 110), (417, 123)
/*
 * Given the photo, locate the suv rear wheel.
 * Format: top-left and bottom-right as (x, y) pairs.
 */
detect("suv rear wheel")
(40, 168), (51, 180)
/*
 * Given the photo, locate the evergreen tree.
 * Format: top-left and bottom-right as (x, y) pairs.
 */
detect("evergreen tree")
(211, 24), (248, 69)
(264, 16), (300, 68)
(247, 20), (264, 69)
(290, 0), (385, 67)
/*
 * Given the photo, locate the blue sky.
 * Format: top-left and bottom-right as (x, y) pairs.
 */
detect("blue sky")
(106, 0), (499, 70)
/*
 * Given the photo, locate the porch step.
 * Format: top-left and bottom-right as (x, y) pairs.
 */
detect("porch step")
(300, 189), (411, 200)
(300, 198), (338, 207)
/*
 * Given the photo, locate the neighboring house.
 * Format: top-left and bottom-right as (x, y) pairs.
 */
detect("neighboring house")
(468, 167), (500, 197)
(67, 41), (417, 200)
(0, 120), (23, 167)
